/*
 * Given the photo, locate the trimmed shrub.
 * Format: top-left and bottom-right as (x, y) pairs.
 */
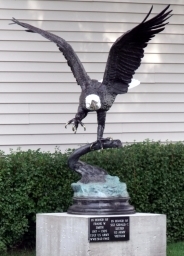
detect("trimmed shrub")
(0, 149), (79, 252)
(0, 141), (183, 251)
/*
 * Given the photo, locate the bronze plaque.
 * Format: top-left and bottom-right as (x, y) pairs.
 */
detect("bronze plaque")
(89, 216), (129, 242)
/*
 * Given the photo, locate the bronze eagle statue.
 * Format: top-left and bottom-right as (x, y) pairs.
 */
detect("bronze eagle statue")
(11, 5), (172, 149)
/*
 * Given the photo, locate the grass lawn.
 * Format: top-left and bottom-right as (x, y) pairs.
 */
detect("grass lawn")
(167, 242), (184, 256)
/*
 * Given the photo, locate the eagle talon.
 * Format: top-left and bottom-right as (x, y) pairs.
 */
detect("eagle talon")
(65, 122), (69, 129)
(72, 125), (77, 133)
(65, 118), (86, 133)
(90, 143), (94, 150)
(90, 143), (103, 151)
(80, 122), (86, 131)
(90, 137), (114, 151)
(90, 139), (104, 151)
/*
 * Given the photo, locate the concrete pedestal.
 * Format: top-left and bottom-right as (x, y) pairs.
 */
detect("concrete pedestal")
(36, 212), (166, 256)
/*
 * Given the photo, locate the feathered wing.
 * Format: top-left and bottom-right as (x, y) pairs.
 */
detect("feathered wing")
(102, 5), (172, 94)
(11, 18), (91, 90)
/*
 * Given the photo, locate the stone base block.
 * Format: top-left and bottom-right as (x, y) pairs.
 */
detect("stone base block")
(36, 212), (166, 256)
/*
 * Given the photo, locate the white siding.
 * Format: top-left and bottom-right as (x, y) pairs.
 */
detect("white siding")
(0, 0), (184, 153)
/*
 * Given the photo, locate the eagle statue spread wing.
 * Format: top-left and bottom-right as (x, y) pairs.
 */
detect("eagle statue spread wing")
(11, 5), (172, 149)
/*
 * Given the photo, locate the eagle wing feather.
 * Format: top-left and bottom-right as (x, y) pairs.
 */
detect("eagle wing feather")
(11, 18), (91, 90)
(102, 5), (172, 94)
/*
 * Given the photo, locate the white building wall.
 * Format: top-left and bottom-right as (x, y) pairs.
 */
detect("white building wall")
(0, 0), (183, 153)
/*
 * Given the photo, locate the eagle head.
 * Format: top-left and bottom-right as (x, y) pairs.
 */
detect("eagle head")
(85, 94), (101, 111)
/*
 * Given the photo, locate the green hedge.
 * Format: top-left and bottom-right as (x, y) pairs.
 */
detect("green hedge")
(0, 141), (184, 252)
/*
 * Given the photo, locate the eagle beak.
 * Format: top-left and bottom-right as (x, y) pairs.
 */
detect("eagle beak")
(90, 100), (98, 110)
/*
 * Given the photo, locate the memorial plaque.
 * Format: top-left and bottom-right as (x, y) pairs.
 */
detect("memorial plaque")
(89, 216), (129, 242)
